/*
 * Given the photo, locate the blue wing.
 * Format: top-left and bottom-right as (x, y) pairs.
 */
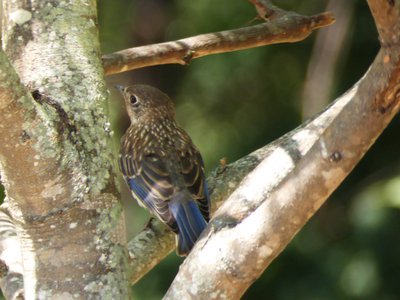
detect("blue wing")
(119, 149), (210, 225)
(119, 154), (177, 231)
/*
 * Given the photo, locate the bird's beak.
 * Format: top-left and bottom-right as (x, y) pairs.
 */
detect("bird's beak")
(114, 85), (125, 93)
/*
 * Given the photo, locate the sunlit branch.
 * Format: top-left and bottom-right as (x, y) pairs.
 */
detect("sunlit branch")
(102, 11), (334, 75)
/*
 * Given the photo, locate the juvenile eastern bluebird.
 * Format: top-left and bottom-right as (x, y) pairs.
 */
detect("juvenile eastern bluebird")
(116, 84), (210, 256)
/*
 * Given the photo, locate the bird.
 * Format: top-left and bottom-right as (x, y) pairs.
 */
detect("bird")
(115, 84), (210, 256)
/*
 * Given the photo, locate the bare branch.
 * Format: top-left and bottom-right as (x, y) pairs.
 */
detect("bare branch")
(367, 0), (400, 45)
(102, 10), (334, 75)
(127, 220), (174, 284)
(248, 0), (280, 20)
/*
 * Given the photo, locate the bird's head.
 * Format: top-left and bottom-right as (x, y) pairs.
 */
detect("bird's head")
(115, 84), (175, 123)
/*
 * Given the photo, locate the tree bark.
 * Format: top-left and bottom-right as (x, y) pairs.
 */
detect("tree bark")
(0, 1), (130, 298)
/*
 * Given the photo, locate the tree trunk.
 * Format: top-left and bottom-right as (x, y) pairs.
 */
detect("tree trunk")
(0, 1), (130, 298)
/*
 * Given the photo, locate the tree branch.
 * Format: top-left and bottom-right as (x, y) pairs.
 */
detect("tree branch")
(368, 0), (400, 45)
(102, 10), (334, 75)
(162, 2), (400, 298)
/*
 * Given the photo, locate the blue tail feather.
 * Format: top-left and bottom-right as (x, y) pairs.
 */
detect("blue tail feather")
(169, 194), (207, 256)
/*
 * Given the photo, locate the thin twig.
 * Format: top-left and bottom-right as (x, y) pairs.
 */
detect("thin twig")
(102, 11), (334, 75)
(248, 0), (278, 20)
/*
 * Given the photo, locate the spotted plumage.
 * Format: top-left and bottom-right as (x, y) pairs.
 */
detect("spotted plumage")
(116, 84), (210, 256)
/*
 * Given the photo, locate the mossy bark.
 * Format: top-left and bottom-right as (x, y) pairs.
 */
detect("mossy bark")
(0, 0), (130, 298)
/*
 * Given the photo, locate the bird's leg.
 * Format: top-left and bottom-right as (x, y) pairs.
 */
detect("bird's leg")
(144, 217), (157, 230)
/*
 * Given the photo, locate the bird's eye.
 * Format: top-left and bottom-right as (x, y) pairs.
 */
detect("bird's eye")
(130, 94), (139, 106)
